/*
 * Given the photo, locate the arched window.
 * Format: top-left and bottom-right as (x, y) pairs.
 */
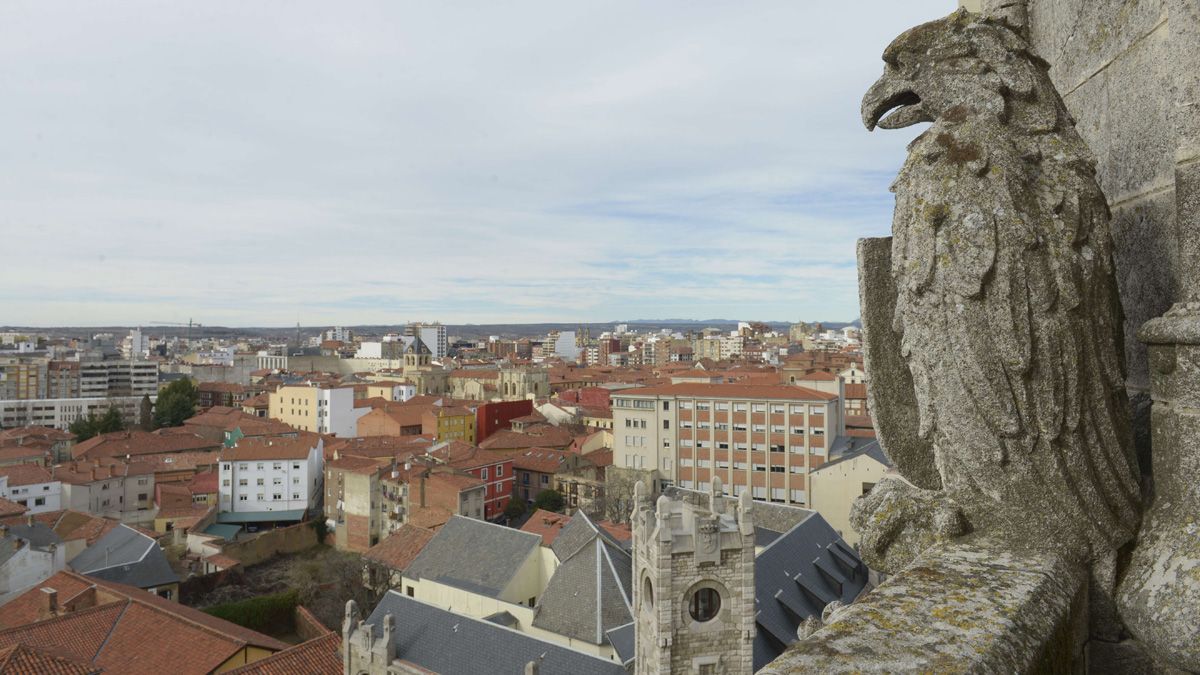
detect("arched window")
(642, 577), (654, 612)
(688, 587), (721, 622)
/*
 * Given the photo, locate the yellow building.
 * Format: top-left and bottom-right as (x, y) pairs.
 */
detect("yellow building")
(426, 405), (476, 444)
(808, 440), (893, 546)
(268, 383), (364, 437)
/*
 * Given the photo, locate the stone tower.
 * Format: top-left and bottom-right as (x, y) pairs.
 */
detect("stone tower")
(632, 478), (755, 675)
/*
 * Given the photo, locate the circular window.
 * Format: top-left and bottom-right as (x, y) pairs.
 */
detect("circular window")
(688, 587), (721, 622)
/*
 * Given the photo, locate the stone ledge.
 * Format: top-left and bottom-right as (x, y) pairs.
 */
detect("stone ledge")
(760, 540), (1088, 674)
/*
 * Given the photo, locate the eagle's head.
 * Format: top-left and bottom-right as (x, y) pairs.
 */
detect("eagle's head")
(862, 9), (1047, 131)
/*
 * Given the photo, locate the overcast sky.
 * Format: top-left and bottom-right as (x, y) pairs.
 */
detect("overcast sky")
(1, 1), (950, 327)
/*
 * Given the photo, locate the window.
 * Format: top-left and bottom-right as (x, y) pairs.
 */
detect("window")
(293, 493), (301, 499)
(273, 462), (282, 470)
(770, 465), (785, 473)
(689, 588), (721, 622)
(239, 495), (248, 501)
(679, 401), (693, 410)
(752, 424), (766, 433)
(681, 438), (693, 448)
(716, 460), (730, 469)
(256, 478), (264, 486)
(733, 403), (747, 412)
(223, 479), (231, 486)
(137, 478), (147, 485)
(34, 497), (45, 506)
(681, 421), (693, 429)
(137, 493), (148, 501)
(790, 465), (805, 474)
(771, 425), (785, 434)
(715, 422), (729, 431)
(752, 403), (766, 413)
(809, 405), (824, 415)
(662, 420), (670, 430)
(696, 403), (710, 411)
(407, 586), (415, 597)
(293, 463), (301, 470)
(481, 467), (488, 480)
(256, 494), (264, 501)
(273, 493), (282, 500)
(789, 405), (804, 414)
(733, 423), (747, 432)
(770, 487), (786, 502)
(715, 403), (729, 411)
(753, 464), (766, 472)
(662, 401), (670, 411)
(221, 463), (231, 471)
(273, 477), (282, 485)
(791, 427), (806, 435)
(770, 444), (786, 453)
(752, 486), (767, 499)
(680, 458), (694, 467)
(496, 465), (503, 477)
(734, 460), (747, 470)
(717, 442), (729, 450)
(697, 459), (711, 469)
(238, 479), (248, 487)
(790, 489), (807, 503)
(812, 429), (825, 436)
(540, 474), (549, 485)
(257, 463), (264, 470)
(293, 477), (300, 484)
(771, 405), (786, 414)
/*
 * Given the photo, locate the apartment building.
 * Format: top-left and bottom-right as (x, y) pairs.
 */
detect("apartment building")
(268, 383), (366, 437)
(0, 465), (62, 514)
(217, 435), (324, 514)
(78, 360), (159, 398)
(405, 323), (448, 359)
(325, 455), (384, 551)
(52, 460), (157, 523)
(0, 356), (46, 400)
(611, 383), (842, 507)
(0, 396), (152, 430)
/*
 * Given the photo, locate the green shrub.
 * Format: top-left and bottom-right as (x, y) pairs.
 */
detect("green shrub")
(203, 590), (299, 635)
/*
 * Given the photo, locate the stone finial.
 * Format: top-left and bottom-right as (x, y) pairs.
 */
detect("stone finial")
(737, 489), (754, 536)
(343, 599), (360, 636)
(709, 476), (723, 513)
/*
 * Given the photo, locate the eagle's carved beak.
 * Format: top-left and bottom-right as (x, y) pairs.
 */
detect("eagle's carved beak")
(862, 72), (929, 131)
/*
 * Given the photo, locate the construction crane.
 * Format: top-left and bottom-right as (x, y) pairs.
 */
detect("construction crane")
(149, 319), (202, 344)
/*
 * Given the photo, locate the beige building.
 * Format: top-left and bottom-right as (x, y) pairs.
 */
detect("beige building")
(807, 440), (892, 546)
(611, 383), (842, 507)
(268, 383), (365, 437)
(325, 455), (384, 551)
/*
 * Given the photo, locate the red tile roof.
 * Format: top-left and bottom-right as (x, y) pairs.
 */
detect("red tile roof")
(0, 571), (288, 675)
(225, 632), (342, 675)
(362, 524), (436, 571)
(71, 430), (219, 460)
(0, 464), (53, 487)
(519, 509), (570, 546)
(221, 435), (319, 461)
(0, 497), (27, 518)
(0, 642), (99, 674)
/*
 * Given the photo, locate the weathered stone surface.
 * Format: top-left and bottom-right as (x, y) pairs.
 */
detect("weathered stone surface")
(856, 9), (1141, 576)
(759, 541), (1088, 675)
(1118, 302), (1200, 672)
(1026, 0), (1166, 95)
(1176, 160), (1200, 299)
(1109, 189), (1181, 390)
(856, 237), (939, 491)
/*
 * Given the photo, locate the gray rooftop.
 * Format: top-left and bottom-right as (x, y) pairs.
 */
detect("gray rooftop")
(404, 516), (541, 598)
(752, 511), (869, 671)
(533, 512), (633, 645)
(820, 436), (890, 471)
(365, 591), (627, 675)
(605, 622), (636, 667)
(6, 523), (63, 550)
(69, 524), (179, 590)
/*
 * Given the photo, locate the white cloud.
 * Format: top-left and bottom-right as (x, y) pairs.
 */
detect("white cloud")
(0, 0), (951, 326)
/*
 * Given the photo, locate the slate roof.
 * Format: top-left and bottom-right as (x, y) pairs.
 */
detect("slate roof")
(752, 511), (870, 671)
(6, 523), (63, 549)
(605, 622), (636, 667)
(532, 512), (633, 645)
(403, 516), (540, 598)
(818, 437), (890, 471)
(363, 591), (627, 675)
(68, 524), (180, 590)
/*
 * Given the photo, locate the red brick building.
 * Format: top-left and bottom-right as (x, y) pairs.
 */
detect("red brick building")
(474, 399), (533, 443)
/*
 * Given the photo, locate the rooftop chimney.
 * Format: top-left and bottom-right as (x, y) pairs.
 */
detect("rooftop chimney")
(40, 588), (58, 618)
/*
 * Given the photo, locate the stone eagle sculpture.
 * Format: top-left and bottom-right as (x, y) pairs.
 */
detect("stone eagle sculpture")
(852, 10), (1142, 574)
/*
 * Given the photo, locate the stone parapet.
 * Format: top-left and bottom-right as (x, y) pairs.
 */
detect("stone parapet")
(761, 541), (1088, 674)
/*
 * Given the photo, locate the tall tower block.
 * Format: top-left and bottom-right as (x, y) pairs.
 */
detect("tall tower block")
(632, 478), (756, 674)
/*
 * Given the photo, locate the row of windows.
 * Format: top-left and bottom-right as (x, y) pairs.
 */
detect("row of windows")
(674, 482), (807, 504)
(222, 462), (303, 471)
(681, 439), (812, 452)
(236, 493), (301, 501)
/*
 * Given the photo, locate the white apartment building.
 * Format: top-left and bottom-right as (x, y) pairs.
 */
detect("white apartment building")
(0, 395), (154, 430)
(218, 436), (325, 514)
(612, 383), (843, 506)
(78, 360), (159, 398)
(720, 335), (746, 359)
(406, 323), (448, 359)
(0, 467), (62, 514)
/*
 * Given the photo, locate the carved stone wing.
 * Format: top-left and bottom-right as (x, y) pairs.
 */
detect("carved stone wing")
(857, 237), (941, 490)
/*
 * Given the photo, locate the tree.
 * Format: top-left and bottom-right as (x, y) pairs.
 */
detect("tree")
(532, 488), (565, 514)
(139, 395), (154, 431)
(285, 549), (388, 629)
(69, 405), (127, 442)
(153, 378), (198, 429)
(504, 499), (527, 522)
